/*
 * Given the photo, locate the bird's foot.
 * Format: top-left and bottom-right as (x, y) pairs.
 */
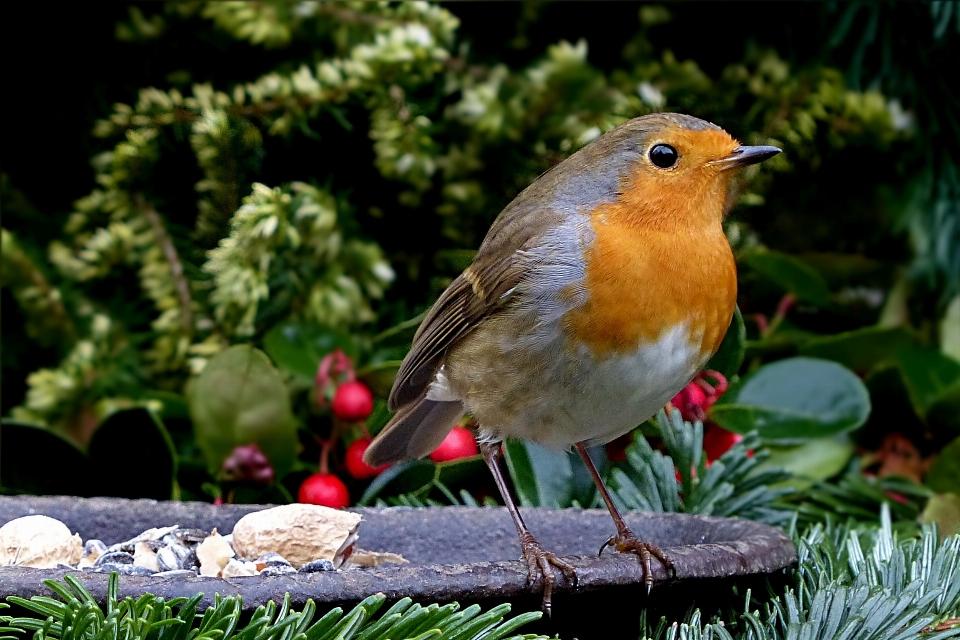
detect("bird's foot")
(519, 531), (578, 617)
(600, 530), (675, 593)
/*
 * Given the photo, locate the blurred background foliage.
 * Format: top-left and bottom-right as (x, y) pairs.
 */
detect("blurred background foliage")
(1, 1), (958, 534)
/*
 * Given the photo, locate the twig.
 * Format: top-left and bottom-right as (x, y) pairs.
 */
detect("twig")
(134, 192), (194, 336)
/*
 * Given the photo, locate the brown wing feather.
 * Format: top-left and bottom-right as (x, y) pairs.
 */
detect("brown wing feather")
(388, 197), (565, 411)
(388, 267), (520, 410)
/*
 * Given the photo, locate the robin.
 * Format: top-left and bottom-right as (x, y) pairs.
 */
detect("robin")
(364, 112), (780, 611)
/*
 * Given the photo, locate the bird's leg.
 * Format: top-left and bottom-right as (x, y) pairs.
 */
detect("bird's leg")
(575, 441), (675, 592)
(480, 440), (577, 615)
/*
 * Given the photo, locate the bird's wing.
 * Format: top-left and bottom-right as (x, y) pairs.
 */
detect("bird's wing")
(388, 201), (563, 411)
(388, 252), (524, 410)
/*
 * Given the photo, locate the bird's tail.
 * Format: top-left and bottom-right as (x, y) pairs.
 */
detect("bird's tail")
(363, 397), (465, 467)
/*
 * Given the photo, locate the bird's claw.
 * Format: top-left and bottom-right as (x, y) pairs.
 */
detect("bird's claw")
(519, 532), (578, 617)
(599, 530), (675, 591)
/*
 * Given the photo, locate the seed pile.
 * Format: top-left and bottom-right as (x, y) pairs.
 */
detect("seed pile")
(0, 505), (402, 577)
(76, 525), (335, 577)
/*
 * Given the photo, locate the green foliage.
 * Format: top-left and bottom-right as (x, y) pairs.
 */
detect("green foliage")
(705, 307), (746, 379)
(204, 183), (393, 339)
(639, 509), (960, 640)
(607, 410), (793, 526)
(2, 2), (958, 510)
(787, 470), (933, 535)
(188, 345), (298, 478)
(710, 357), (871, 442)
(357, 455), (488, 508)
(0, 574), (546, 640)
(742, 251), (831, 307)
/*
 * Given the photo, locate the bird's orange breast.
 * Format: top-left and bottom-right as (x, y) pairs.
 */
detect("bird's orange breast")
(563, 172), (738, 359)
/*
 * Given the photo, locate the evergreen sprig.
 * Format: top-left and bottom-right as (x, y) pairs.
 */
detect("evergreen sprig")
(0, 573), (547, 640)
(787, 467), (933, 536)
(638, 508), (960, 640)
(606, 410), (794, 527)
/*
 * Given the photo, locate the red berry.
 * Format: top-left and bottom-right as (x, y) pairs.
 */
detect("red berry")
(345, 438), (389, 479)
(702, 424), (744, 462)
(671, 382), (708, 422)
(298, 473), (350, 508)
(331, 381), (374, 422)
(430, 427), (479, 463)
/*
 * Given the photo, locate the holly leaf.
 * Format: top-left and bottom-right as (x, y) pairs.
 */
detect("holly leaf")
(189, 345), (298, 478)
(706, 306), (746, 377)
(742, 250), (831, 306)
(893, 346), (960, 419)
(263, 322), (360, 380)
(799, 326), (915, 374)
(756, 438), (854, 491)
(710, 357), (871, 441)
(928, 380), (960, 431)
(920, 493), (960, 538)
(926, 436), (960, 494)
(503, 440), (573, 508)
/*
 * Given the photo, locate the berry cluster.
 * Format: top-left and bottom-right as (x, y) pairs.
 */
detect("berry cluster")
(296, 350), (478, 509)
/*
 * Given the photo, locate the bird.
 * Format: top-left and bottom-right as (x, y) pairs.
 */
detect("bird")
(364, 112), (781, 612)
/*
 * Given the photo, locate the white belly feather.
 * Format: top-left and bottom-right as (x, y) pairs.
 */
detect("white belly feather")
(429, 314), (706, 448)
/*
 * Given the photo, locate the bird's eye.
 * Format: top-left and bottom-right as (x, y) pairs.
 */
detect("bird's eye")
(649, 144), (679, 169)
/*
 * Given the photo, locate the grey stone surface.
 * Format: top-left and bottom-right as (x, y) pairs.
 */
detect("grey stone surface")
(0, 495), (796, 612)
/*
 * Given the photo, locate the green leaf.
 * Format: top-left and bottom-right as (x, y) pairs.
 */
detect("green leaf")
(799, 325), (915, 373)
(143, 390), (191, 420)
(941, 295), (960, 363)
(893, 346), (960, 418)
(928, 380), (960, 431)
(926, 436), (960, 494)
(372, 312), (425, 346)
(0, 421), (93, 496)
(757, 438), (854, 491)
(705, 306), (746, 377)
(503, 440), (573, 508)
(742, 250), (831, 305)
(710, 357), (871, 441)
(798, 252), (883, 286)
(189, 345), (298, 477)
(920, 493), (960, 538)
(88, 408), (177, 500)
(263, 322), (360, 380)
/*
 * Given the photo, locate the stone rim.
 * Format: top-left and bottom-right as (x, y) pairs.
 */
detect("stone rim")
(0, 495), (797, 609)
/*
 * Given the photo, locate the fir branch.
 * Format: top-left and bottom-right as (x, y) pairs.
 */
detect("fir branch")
(0, 573), (547, 640)
(605, 409), (794, 527)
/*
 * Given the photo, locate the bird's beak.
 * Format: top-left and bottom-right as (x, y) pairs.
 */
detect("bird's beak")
(712, 145), (782, 169)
